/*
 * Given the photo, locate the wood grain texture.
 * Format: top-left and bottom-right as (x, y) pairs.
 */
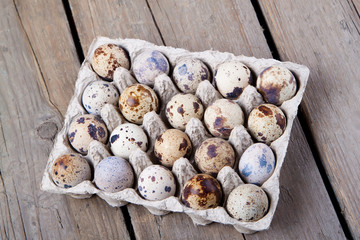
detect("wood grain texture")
(69, 0), (163, 54)
(13, 0), (80, 115)
(258, 0), (360, 238)
(0, 0), (130, 239)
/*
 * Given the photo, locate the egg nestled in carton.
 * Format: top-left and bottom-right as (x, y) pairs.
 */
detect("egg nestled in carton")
(41, 37), (309, 234)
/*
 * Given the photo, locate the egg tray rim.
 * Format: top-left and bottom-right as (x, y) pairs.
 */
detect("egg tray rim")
(40, 36), (310, 234)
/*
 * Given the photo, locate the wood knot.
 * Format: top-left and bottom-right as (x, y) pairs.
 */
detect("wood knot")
(37, 122), (58, 140)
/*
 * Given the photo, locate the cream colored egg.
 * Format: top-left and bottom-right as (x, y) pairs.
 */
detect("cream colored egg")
(173, 58), (210, 93)
(248, 104), (286, 144)
(214, 61), (252, 99)
(226, 184), (268, 221)
(82, 81), (119, 115)
(138, 165), (176, 201)
(154, 129), (192, 167)
(195, 138), (235, 176)
(91, 44), (130, 80)
(165, 94), (204, 130)
(181, 174), (222, 210)
(68, 114), (108, 154)
(204, 99), (244, 139)
(257, 66), (297, 105)
(119, 84), (159, 124)
(51, 154), (91, 188)
(110, 123), (148, 159)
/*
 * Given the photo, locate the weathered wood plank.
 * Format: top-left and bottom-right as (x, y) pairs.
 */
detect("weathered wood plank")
(147, 0), (345, 238)
(0, 0), (130, 239)
(257, 0), (360, 238)
(69, 0), (163, 54)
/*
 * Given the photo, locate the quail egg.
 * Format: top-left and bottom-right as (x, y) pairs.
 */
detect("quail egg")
(182, 174), (222, 210)
(248, 104), (286, 144)
(133, 50), (170, 86)
(110, 123), (148, 159)
(226, 184), (269, 221)
(94, 156), (134, 192)
(239, 143), (275, 185)
(204, 99), (244, 139)
(214, 61), (252, 99)
(91, 44), (130, 80)
(138, 165), (176, 201)
(195, 138), (235, 176)
(166, 93), (204, 130)
(257, 66), (297, 105)
(173, 58), (210, 93)
(51, 154), (91, 188)
(154, 129), (192, 167)
(82, 81), (119, 115)
(119, 84), (159, 124)
(68, 114), (108, 154)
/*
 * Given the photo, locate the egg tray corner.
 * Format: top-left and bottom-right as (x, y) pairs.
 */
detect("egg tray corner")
(40, 36), (310, 234)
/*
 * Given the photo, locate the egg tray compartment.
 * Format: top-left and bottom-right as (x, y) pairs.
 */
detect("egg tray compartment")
(41, 37), (309, 234)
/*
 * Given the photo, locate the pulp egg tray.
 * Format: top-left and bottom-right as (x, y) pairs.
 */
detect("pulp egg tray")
(41, 37), (310, 234)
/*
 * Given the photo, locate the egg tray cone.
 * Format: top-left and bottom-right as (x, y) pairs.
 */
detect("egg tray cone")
(40, 37), (310, 234)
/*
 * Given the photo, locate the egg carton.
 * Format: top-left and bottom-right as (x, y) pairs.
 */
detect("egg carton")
(41, 37), (310, 234)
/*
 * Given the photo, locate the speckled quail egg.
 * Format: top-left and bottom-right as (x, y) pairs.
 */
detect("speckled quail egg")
(110, 123), (148, 159)
(257, 66), (297, 105)
(82, 81), (119, 115)
(68, 114), (108, 154)
(214, 61), (252, 99)
(195, 138), (235, 176)
(154, 129), (192, 167)
(239, 143), (276, 185)
(248, 104), (286, 144)
(182, 174), (222, 210)
(204, 99), (244, 139)
(226, 184), (269, 221)
(133, 50), (170, 86)
(119, 84), (159, 124)
(91, 44), (130, 80)
(94, 156), (134, 193)
(172, 58), (210, 93)
(138, 165), (176, 201)
(166, 93), (204, 130)
(51, 154), (91, 188)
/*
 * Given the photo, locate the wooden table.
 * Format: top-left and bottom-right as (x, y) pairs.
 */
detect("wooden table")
(1, 0), (359, 239)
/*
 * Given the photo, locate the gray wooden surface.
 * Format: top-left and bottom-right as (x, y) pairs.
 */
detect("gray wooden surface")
(0, 0), (356, 239)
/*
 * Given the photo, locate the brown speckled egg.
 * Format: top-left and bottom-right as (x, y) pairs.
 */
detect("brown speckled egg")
(257, 66), (297, 105)
(195, 138), (235, 176)
(182, 174), (222, 210)
(204, 99), (244, 139)
(248, 104), (286, 144)
(154, 129), (192, 167)
(91, 44), (130, 80)
(166, 93), (204, 130)
(214, 61), (252, 99)
(172, 58), (210, 93)
(94, 156), (134, 193)
(119, 84), (159, 124)
(51, 154), (91, 188)
(226, 184), (269, 221)
(68, 114), (108, 154)
(138, 165), (176, 201)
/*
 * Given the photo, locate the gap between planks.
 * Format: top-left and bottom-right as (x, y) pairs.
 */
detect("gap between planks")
(250, 0), (353, 239)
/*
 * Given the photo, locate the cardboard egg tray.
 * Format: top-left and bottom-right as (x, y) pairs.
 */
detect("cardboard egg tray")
(41, 37), (309, 234)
